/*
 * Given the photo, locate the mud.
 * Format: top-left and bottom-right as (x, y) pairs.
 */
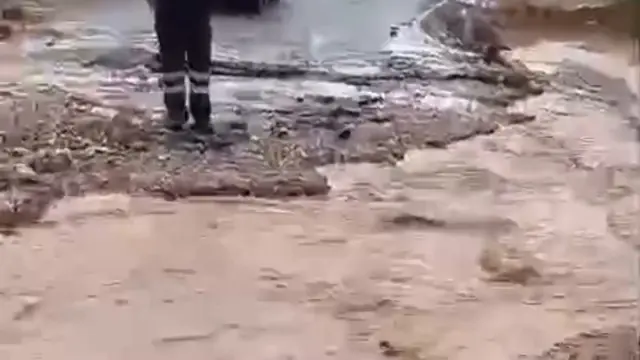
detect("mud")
(0, 68), (538, 230)
(0, 0), (638, 358)
(535, 326), (638, 360)
(0, 0), (549, 214)
(494, 0), (635, 35)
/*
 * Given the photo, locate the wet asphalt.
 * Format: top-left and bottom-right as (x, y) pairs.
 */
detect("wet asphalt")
(48, 0), (429, 62)
(18, 0), (441, 110)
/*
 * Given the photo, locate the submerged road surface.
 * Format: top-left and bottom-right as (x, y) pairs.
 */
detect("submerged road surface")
(42, 0), (425, 61)
(0, 0), (638, 359)
(20, 0), (450, 113)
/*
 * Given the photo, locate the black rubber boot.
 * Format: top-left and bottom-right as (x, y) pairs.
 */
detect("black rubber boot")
(189, 119), (214, 135)
(164, 108), (188, 132)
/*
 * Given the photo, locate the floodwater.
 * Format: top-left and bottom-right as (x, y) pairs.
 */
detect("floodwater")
(20, 0), (444, 113)
(0, 0), (639, 359)
(50, 0), (422, 60)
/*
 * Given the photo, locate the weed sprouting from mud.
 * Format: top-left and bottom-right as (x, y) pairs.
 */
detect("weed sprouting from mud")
(249, 135), (308, 170)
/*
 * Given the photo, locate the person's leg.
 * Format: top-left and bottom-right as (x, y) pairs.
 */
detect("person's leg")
(185, 1), (213, 133)
(155, 1), (188, 130)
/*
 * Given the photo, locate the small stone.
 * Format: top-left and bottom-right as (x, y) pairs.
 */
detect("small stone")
(389, 25), (399, 37)
(13, 295), (41, 320)
(330, 105), (361, 117)
(227, 119), (248, 132)
(312, 94), (336, 104)
(7, 147), (31, 158)
(0, 188), (58, 232)
(29, 148), (74, 173)
(273, 127), (290, 138)
(129, 141), (149, 151)
(0, 24), (11, 41)
(522, 298), (542, 306)
(13, 163), (37, 178)
(336, 124), (354, 140)
(383, 212), (446, 228)
(367, 111), (394, 123)
(480, 245), (541, 285)
(2, 6), (26, 21)
(357, 92), (384, 106)
(325, 346), (338, 356)
(114, 298), (128, 306)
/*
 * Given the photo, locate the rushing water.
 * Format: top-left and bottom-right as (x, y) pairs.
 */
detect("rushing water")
(20, 0), (480, 113)
(43, 0), (428, 61)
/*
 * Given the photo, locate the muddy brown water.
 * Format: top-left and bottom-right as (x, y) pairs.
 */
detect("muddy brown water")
(0, 1), (639, 359)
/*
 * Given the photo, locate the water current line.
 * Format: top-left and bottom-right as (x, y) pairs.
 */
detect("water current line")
(317, 0), (453, 66)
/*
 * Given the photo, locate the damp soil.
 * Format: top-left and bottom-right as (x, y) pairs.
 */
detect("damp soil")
(0, 0), (638, 359)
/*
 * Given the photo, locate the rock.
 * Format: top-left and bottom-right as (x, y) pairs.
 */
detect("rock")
(389, 24), (400, 37)
(365, 110), (394, 124)
(83, 46), (156, 70)
(536, 326), (638, 360)
(137, 167), (330, 199)
(381, 212), (447, 229)
(336, 124), (354, 140)
(357, 92), (384, 106)
(6, 147), (31, 158)
(310, 94), (336, 104)
(379, 340), (403, 357)
(270, 126), (291, 139)
(0, 24), (11, 41)
(478, 242), (541, 285)
(329, 104), (362, 118)
(108, 112), (154, 148)
(0, 187), (57, 234)
(13, 163), (37, 179)
(418, 0), (510, 58)
(12, 295), (41, 320)
(502, 112), (536, 125)
(2, 6), (26, 21)
(28, 148), (74, 173)
(73, 112), (153, 149)
(250, 170), (330, 198)
(0, 163), (44, 191)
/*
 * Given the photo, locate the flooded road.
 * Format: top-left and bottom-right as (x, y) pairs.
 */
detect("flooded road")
(51, 0), (423, 61)
(1, 41), (639, 359)
(20, 0), (443, 114)
(0, 0), (638, 359)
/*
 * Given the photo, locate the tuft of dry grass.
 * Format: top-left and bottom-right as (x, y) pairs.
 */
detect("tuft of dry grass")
(249, 135), (308, 170)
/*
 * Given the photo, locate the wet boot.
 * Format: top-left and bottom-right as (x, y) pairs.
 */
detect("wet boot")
(155, 0), (189, 131)
(164, 107), (188, 132)
(163, 92), (188, 131)
(188, 93), (213, 134)
(186, 3), (213, 135)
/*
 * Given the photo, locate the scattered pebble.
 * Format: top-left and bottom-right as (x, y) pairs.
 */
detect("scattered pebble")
(114, 298), (128, 306)
(325, 346), (338, 356)
(13, 295), (42, 321)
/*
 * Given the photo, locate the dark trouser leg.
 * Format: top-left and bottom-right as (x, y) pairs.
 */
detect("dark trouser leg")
(155, 4), (187, 129)
(185, 6), (212, 128)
